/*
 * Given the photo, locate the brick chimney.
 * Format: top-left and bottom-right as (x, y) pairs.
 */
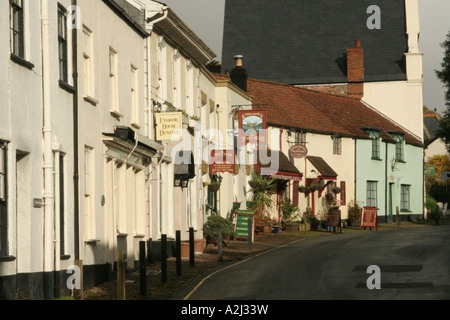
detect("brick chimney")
(230, 55), (248, 92)
(347, 40), (364, 100)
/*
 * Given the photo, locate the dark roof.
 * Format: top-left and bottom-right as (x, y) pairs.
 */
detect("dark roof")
(255, 149), (302, 181)
(242, 77), (423, 147)
(424, 113), (442, 147)
(221, 0), (407, 85)
(307, 156), (338, 178)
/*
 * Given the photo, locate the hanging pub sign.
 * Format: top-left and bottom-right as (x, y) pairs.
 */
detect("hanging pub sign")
(289, 145), (308, 158)
(155, 112), (182, 141)
(238, 110), (267, 147)
(209, 149), (236, 174)
(361, 206), (378, 230)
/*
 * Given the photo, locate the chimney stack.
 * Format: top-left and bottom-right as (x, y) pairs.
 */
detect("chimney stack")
(230, 55), (248, 92)
(347, 40), (364, 100)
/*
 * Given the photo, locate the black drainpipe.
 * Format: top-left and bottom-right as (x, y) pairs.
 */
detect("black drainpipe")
(72, 0), (80, 261)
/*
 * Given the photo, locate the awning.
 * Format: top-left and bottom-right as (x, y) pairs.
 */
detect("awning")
(306, 156), (337, 180)
(255, 148), (303, 181)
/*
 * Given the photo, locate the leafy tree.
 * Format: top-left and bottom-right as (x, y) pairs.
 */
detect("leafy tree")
(425, 154), (450, 193)
(435, 29), (450, 151)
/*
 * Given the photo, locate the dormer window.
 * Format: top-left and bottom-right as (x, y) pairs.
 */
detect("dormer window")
(394, 134), (405, 162)
(368, 130), (381, 160)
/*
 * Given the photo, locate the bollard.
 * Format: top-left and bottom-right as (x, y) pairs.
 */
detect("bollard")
(161, 234), (167, 283)
(117, 251), (126, 300)
(396, 206), (400, 229)
(218, 230), (223, 262)
(248, 218), (253, 250)
(139, 241), (146, 297)
(176, 230), (181, 276)
(73, 260), (84, 300)
(189, 227), (195, 267)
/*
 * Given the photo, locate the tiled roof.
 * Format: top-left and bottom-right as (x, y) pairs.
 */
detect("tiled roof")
(244, 77), (423, 147)
(221, 0), (407, 85)
(307, 156), (338, 178)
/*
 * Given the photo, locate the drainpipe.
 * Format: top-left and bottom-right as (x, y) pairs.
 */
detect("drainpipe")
(145, 5), (167, 239)
(385, 141), (388, 223)
(71, 0), (80, 262)
(41, 0), (54, 300)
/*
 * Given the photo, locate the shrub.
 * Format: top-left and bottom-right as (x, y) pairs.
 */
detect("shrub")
(281, 199), (300, 222)
(203, 215), (235, 243)
(347, 199), (362, 221)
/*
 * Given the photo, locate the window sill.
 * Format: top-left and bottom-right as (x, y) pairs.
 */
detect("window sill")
(60, 254), (71, 261)
(117, 233), (128, 238)
(400, 209), (412, 213)
(371, 157), (382, 161)
(10, 54), (34, 70)
(131, 121), (141, 130)
(110, 109), (124, 119)
(0, 256), (16, 262)
(84, 239), (100, 245)
(134, 234), (145, 238)
(83, 94), (99, 106)
(59, 80), (75, 94)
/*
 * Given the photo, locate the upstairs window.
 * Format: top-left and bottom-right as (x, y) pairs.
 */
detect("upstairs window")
(58, 4), (68, 83)
(333, 137), (342, 155)
(394, 134), (405, 162)
(295, 132), (307, 147)
(368, 130), (381, 160)
(10, 0), (24, 58)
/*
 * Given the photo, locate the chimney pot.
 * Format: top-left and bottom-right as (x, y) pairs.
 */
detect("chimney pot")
(234, 55), (244, 68)
(355, 40), (361, 48)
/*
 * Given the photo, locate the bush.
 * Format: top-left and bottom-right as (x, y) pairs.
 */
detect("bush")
(281, 199), (300, 222)
(425, 194), (441, 220)
(347, 200), (362, 221)
(203, 215), (235, 243)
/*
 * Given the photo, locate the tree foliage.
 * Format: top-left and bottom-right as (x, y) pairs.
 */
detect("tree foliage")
(425, 154), (450, 191)
(435, 29), (450, 151)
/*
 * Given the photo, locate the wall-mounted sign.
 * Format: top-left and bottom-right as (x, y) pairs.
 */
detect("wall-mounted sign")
(289, 145), (308, 158)
(238, 110), (267, 147)
(155, 112), (182, 141)
(361, 206), (378, 230)
(209, 150), (235, 174)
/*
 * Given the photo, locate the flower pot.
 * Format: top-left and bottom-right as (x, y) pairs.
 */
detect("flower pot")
(180, 239), (206, 258)
(272, 226), (281, 233)
(208, 183), (220, 192)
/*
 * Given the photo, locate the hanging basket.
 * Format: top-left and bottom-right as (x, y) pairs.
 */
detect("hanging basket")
(332, 187), (341, 194)
(298, 186), (308, 193)
(207, 183), (221, 192)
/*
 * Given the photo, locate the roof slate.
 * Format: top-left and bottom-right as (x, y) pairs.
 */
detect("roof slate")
(221, 0), (407, 85)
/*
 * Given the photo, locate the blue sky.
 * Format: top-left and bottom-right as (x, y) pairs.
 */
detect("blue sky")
(162, 0), (450, 114)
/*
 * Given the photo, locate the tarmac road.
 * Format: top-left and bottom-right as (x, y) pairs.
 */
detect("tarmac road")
(181, 225), (450, 300)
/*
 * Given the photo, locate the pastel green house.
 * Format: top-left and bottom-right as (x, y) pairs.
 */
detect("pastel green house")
(356, 128), (424, 222)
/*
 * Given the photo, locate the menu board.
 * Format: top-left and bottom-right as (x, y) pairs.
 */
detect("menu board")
(361, 206), (378, 230)
(235, 210), (255, 240)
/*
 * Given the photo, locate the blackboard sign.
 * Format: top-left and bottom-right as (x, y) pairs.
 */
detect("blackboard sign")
(361, 206), (378, 230)
(235, 210), (255, 240)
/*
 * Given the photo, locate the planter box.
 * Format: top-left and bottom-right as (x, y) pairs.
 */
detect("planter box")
(298, 223), (311, 232)
(180, 239), (206, 258)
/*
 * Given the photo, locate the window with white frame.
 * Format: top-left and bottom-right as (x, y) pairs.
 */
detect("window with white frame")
(0, 142), (8, 257)
(84, 146), (95, 240)
(401, 184), (410, 211)
(173, 50), (181, 109)
(186, 60), (194, 116)
(366, 181), (378, 208)
(58, 4), (69, 83)
(295, 132), (307, 147)
(333, 136), (342, 155)
(10, 0), (24, 58)
(394, 134), (405, 162)
(131, 65), (139, 127)
(368, 130), (381, 160)
(83, 26), (95, 101)
(109, 47), (120, 115)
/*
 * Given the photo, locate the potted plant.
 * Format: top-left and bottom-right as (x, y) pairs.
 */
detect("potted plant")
(332, 186), (341, 194)
(347, 199), (362, 227)
(207, 181), (221, 192)
(298, 185), (308, 193)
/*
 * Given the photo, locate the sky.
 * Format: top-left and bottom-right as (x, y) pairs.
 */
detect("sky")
(161, 0), (450, 114)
